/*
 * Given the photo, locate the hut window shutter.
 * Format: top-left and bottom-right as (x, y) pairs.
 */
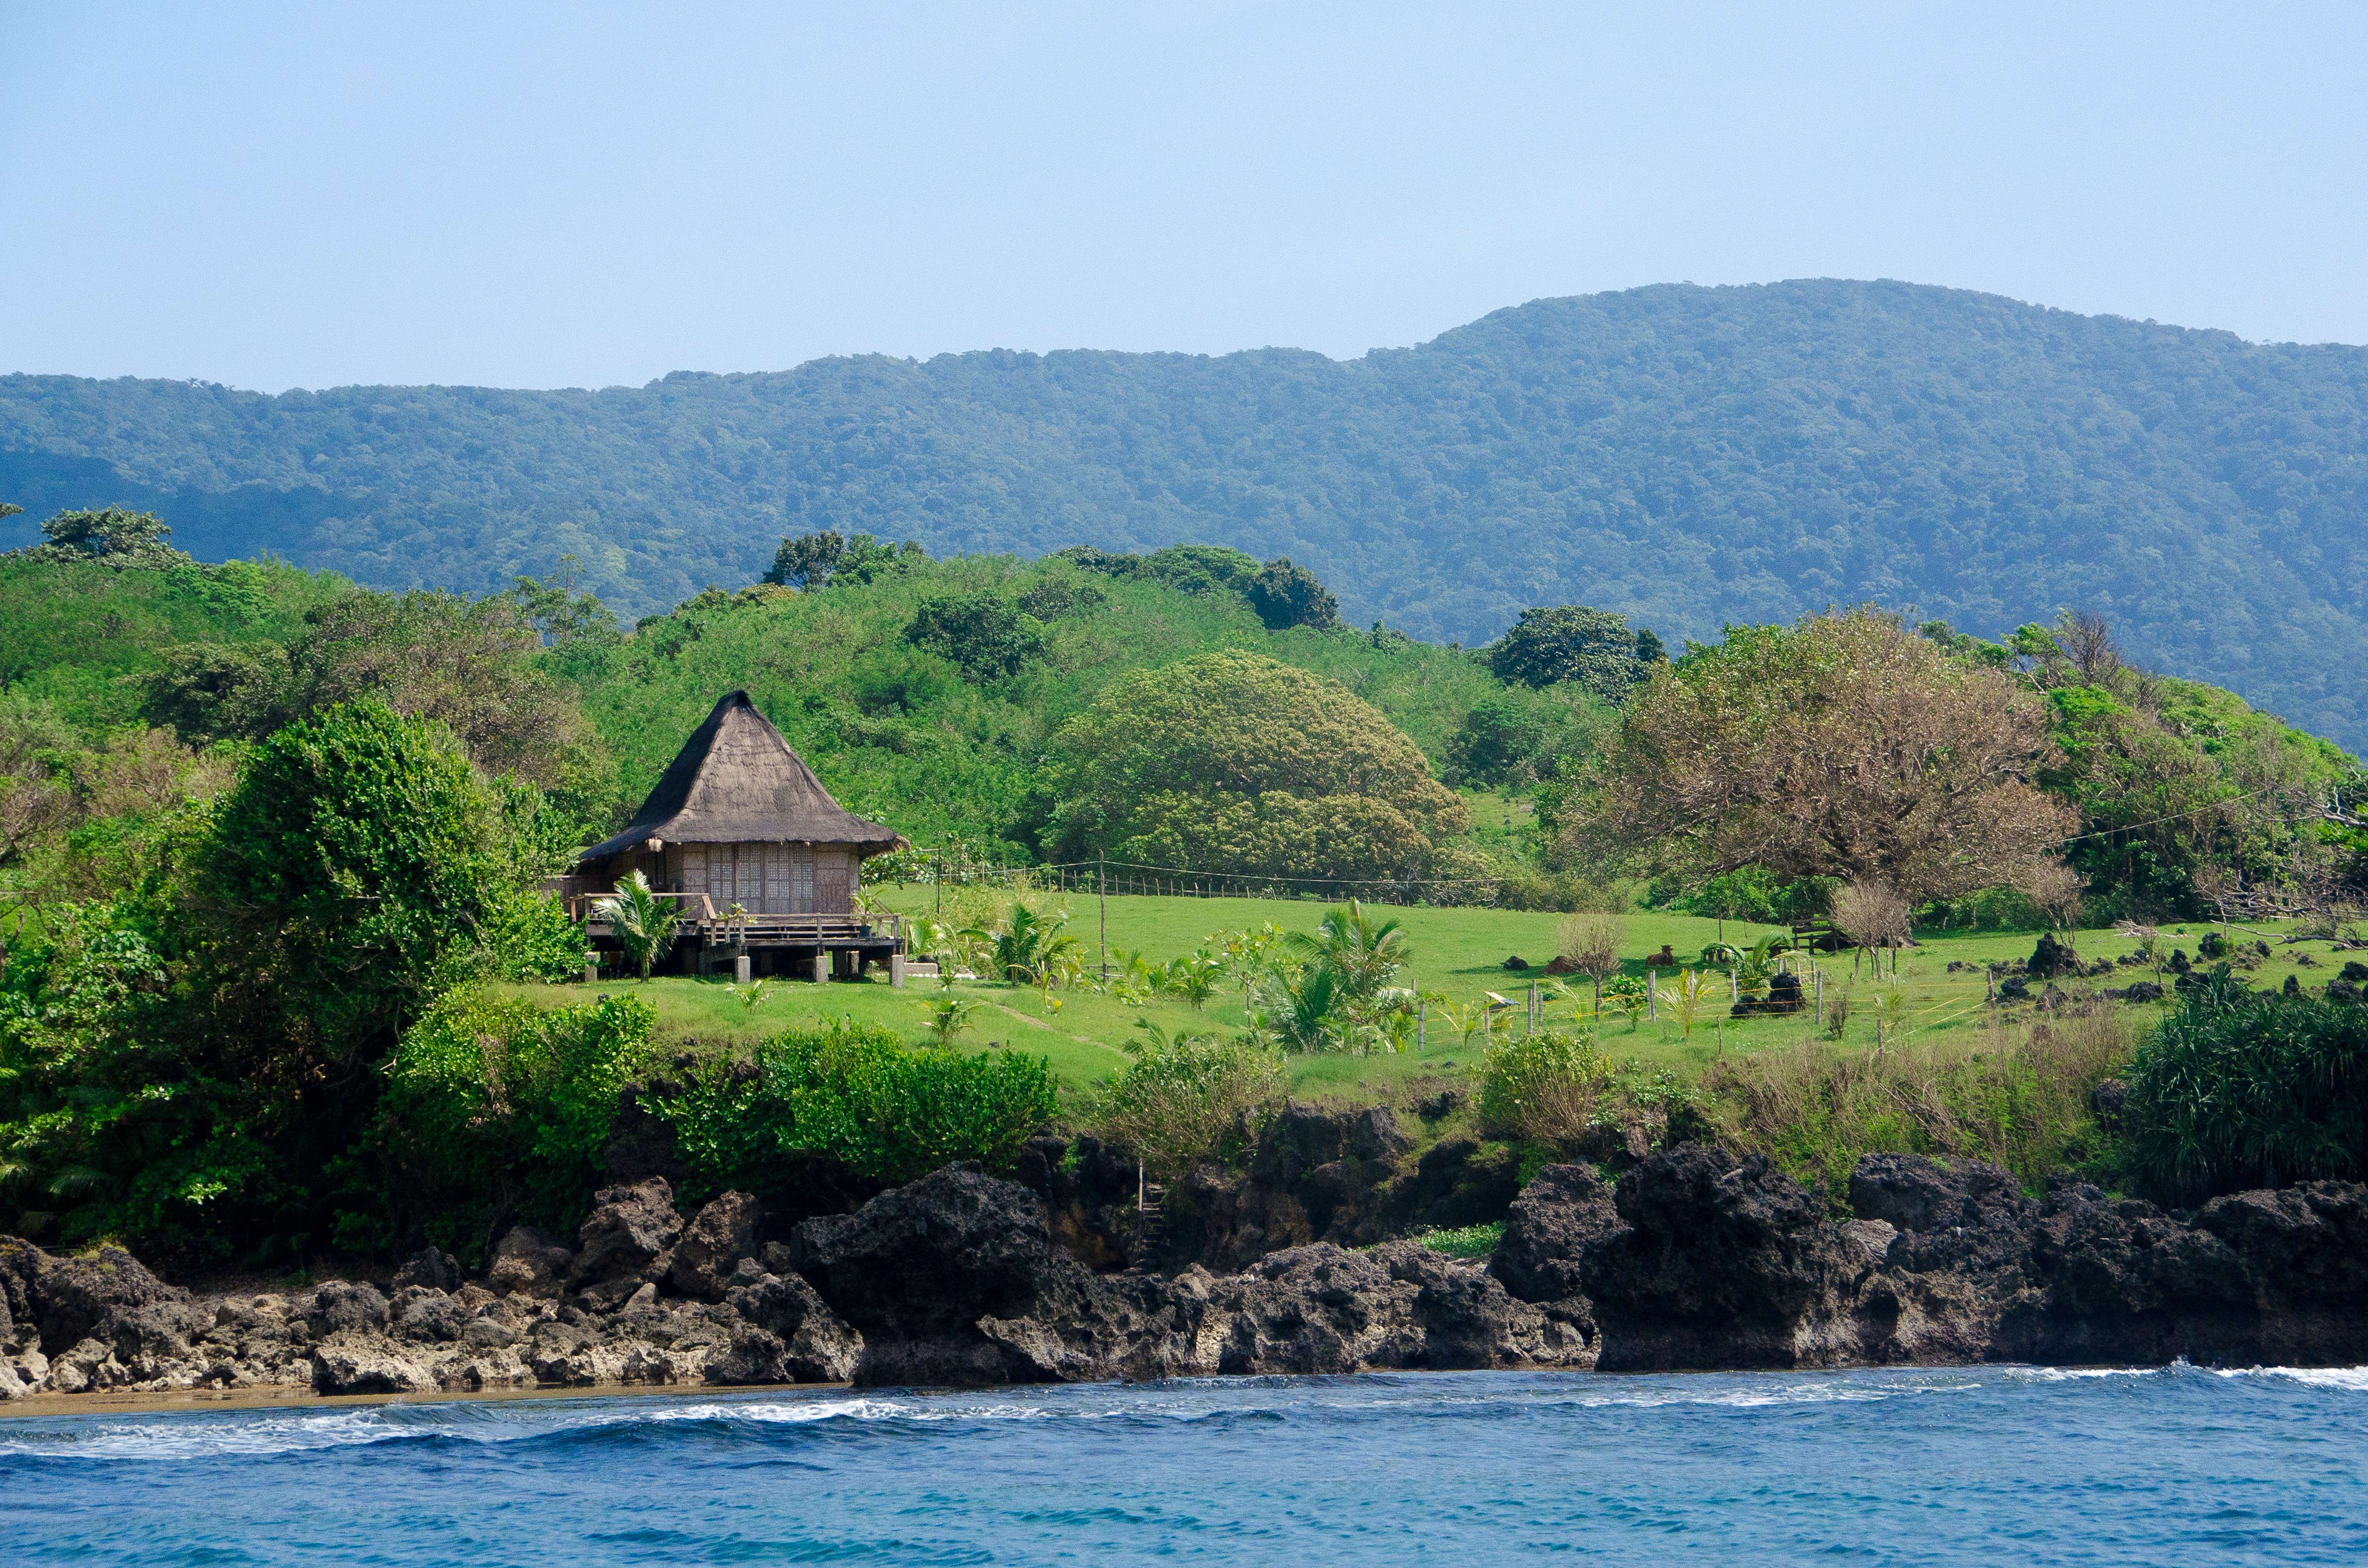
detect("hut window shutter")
(682, 846), (708, 897)
(792, 854), (815, 913)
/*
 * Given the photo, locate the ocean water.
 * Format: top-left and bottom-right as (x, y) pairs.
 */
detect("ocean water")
(4, 1366), (2367, 1565)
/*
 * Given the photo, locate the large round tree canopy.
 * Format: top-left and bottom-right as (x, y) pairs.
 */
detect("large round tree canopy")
(1042, 649), (1468, 880)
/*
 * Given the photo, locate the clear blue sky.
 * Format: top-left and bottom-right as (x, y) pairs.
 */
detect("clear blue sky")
(3, 1), (2364, 391)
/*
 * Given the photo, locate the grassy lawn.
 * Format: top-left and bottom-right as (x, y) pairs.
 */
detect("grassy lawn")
(504, 890), (2341, 1108)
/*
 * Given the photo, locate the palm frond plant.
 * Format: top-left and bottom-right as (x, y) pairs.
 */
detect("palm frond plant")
(1130, 1017), (1217, 1054)
(906, 913), (949, 964)
(919, 997), (977, 1050)
(963, 902), (1082, 988)
(596, 870), (680, 981)
(1040, 948), (1087, 1013)
(1369, 988), (1420, 1055)
(1654, 967), (1719, 1041)
(1438, 998), (1507, 1052)
(1164, 952), (1225, 1011)
(724, 979), (772, 1018)
(1270, 962), (1347, 1052)
(1287, 900), (1409, 1000)
(1873, 982), (1914, 1047)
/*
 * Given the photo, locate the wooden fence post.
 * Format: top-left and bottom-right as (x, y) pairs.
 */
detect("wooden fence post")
(1647, 969), (1657, 1021)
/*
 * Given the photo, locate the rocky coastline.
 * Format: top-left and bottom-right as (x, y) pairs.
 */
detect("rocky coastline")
(6, 1102), (2365, 1404)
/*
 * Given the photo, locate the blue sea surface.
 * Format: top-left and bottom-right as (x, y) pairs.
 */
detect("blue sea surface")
(4, 1365), (2367, 1564)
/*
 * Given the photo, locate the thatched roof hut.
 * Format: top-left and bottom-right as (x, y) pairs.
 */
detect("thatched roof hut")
(576, 690), (904, 915)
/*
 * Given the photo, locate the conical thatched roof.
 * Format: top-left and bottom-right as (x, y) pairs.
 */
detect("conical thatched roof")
(583, 691), (905, 860)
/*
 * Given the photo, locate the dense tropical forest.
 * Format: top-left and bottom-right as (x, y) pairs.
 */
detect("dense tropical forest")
(7, 279), (2368, 747)
(4, 501), (2367, 1267)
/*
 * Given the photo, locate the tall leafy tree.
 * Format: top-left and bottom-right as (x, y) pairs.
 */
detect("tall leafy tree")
(1042, 649), (1467, 879)
(1244, 558), (1341, 631)
(1570, 609), (2076, 902)
(1488, 606), (1643, 701)
(0, 701), (580, 1254)
(21, 506), (189, 568)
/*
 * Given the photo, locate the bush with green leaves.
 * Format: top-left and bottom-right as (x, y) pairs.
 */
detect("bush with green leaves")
(2118, 979), (2368, 1202)
(656, 1019), (1057, 1198)
(1478, 1029), (1616, 1148)
(189, 698), (584, 1056)
(1090, 1025), (1285, 1177)
(1242, 557), (1341, 631)
(904, 592), (1047, 682)
(350, 988), (656, 1255)
(0, 699), (584, 1258)
(1041, 649), (1468, 879)
(1486, 606), (1644, 701)
(0, 901), (283, 1257)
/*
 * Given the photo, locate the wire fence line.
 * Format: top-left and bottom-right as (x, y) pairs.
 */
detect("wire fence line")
(875, 847), (1522, 908)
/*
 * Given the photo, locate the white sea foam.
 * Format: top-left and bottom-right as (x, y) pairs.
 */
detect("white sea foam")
(10, 1361), (2354, 1461)
(2210, 1365), (2368, 1391)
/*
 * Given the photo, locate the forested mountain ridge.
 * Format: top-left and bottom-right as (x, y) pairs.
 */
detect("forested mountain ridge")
(5, 278), (2367, 743)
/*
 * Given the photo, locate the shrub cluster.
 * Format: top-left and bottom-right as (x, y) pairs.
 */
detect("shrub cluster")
(1090, 1032), (1285, 1177)
(1702, 1008), (2134, 1195)
(357, 1001), (1059, 1255)
(657, 1019), (1057, 1198)
(2118, 981), (2368, 1202)
(358, 988), (654, 1253)
(1478, 1030), (1616, 1148)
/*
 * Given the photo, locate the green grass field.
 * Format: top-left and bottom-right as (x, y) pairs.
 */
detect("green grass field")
(503, 890), (2335, 1109)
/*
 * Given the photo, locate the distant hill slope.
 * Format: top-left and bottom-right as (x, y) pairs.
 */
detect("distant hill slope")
(4, 280), (2366, 744)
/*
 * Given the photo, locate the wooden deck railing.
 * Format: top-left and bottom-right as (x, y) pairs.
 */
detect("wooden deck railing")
(571, 893), (905, 950)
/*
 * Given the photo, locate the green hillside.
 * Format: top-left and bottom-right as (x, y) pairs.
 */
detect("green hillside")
(551, 554), (1599, 859)
(6, 280), (2368, 745)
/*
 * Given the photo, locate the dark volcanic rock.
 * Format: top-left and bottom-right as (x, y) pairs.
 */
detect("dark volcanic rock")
(1847, 1154), (2029, 1238)
(1012, 1135), (1137, 1270)
(708, 1269), (863, 1383)
(390, 1287), (468, 1343)
(487, 1225), (573, 1298)
(1489, 1165), (1623, 1307)
(790, 1164), (1085, 1386)
(1161, 1162), (1317, 1275)
(307, 1281), (392, 1338)
(391, 1247), (462, 1294)
(1158, 1104), (1517, 1268)
(1202, 1242), (1585, 1374)
(0, 1236), (41, 1334)
(2027, 933), (2083, 979)
(670, 1192), (763, 1302)
(1582, 1147), (1868, 1371)
(571, 1177), (684, 1296)
(32, 1245), (185, 1354)
(1400, 1138), (1524, 1232)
